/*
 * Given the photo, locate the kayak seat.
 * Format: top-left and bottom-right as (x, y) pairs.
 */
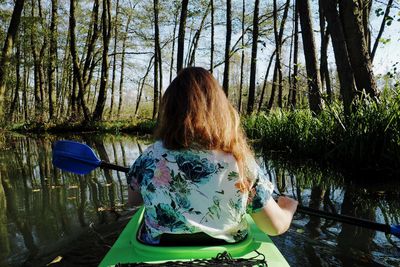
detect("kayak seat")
(137, 221), (247, 246)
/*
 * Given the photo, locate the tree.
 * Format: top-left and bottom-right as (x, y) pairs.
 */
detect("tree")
(238, 0), (245, 113)
(153, 0), (160, 119)
(188, 2), (210, 66)
(0, 0), (25, 118)
(222, 0), (232, 96)
(109, 0), (120, 119)
(269, 0), (290, 109)
(371, 0), (394, 61)
(117, 14), (132, 119)
(92, 0), (112, 121)
(176, 0), (189, 73)
(321, 0), (356, 115)
(297, 0), (323, 114)
(290, 0), (299, 109)
(210, 0), (215, 73)
(48, 0), (58, 120)
(318, 0), (332, 102)
(247, 0), (259, 114)
(339, 0), (378, 97)
(69, 0), (93, 121)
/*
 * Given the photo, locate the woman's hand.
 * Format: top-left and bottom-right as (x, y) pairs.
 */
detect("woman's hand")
(251, 196), (298, 236)
(277, 196), (298, 215)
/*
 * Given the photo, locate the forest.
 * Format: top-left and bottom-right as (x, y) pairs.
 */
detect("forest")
(0, 1), (400, 266)
(0, 0), (399, 171)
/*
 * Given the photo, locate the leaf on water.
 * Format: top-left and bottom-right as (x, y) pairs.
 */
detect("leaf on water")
(98, 207), (106, 211)
(296, 229), (305, 234)
(67, 197), (77, 200)
(105, 183), (113, 187)
(46, 256), (63, 265)
(32, 189), (41, 192)
(68, 185), (79, 189)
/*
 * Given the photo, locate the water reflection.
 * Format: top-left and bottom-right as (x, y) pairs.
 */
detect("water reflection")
(265, 159), (400, 266)
(0, 134), (149, 266)
(0, 134), (398, 266)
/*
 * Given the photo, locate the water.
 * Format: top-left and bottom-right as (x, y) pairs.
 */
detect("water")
(0, 133), (399, 266)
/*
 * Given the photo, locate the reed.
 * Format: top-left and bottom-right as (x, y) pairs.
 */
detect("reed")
(243, 88), (400, 174)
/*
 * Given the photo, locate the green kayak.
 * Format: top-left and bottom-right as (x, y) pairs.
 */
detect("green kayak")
(99, 207), (289, 266)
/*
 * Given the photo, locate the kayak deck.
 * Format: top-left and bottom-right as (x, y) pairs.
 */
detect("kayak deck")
(99, 207), (289, 266)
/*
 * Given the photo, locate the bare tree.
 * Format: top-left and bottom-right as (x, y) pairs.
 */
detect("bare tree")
(371, 0), (394, 61)
(321, 0), (356, 115)
(48, 0), (58, 120)
(222, 0), (232, 96)
(177, 0), (189, 73)
(92, 0), (112, 121)
(0, 0), (25, 118)
(297, 0), (323, 114)
(247, 0), (259, 114)
(339, 0), (378, 97)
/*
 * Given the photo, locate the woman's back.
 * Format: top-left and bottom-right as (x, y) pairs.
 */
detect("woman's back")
(127, 67), (297, 244)
(128, 141), (274, 245)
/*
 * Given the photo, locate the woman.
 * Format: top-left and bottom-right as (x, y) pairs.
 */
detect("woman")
(127, 67), (298, 245)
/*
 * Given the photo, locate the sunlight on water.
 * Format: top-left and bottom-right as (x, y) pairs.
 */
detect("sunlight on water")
(0, 133), (398, 266)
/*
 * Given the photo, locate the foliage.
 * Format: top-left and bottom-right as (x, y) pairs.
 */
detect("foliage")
(7, 119), (156, 135)
(243, 89), (400, 174)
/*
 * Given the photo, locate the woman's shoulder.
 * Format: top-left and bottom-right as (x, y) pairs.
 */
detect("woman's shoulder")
(149, 141), (237, 163)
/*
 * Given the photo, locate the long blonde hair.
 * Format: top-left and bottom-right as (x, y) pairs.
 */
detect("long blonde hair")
(155, 67), (254, 181)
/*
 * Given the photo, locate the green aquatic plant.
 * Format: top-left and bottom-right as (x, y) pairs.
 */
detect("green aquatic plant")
(243, 89), (400, 174)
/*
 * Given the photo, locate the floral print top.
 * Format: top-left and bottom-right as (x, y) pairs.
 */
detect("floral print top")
(127, 141), (274, 245)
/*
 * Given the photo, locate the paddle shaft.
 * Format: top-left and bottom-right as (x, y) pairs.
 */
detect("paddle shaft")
(100, 161), (130, 173)
(297, 205), (392, 234)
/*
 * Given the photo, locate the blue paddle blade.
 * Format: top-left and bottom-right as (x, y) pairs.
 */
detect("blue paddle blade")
(391, 225), (400, 238)
(52, 140), (102, 175)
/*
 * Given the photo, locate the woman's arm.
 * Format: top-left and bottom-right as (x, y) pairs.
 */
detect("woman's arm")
(250, 196), (298, 236)
(127, 186), (144, 207)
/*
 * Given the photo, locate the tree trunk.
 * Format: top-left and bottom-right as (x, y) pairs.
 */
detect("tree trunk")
(291, 0), (299, 109)
(169, 9), (179, 82)
(135, 56), (154, 116)
(276, 0), (290, 108)
(117, 14), (131, 119)
(318, 0), (332, 103)
(30, 0), (42, 118)
(339, 0), (377, 97)
(177, 0), (189, 73)
(8, 36), (21, 121)
(360, 0), (372, 52)
(210, 0), (215, 73)
(297, 0), (323, 114)
(109, 0), (120, 119)
(47, 0), (58, 120)
(92, 0), (112, 121)
(267, 64), (278, 110)
(258, 51), (275, 112)
(153, 0), (160, 119)
(321, 0), (356, 115)
(371, 0), (394, 61)
(246, 0), (259, 114)
(238, 0), (245, 113)
(69, 0), (90, 121)
(222, 0), (232, 96)
(0, 0), (25, 117)
(188, 3), (210, 66)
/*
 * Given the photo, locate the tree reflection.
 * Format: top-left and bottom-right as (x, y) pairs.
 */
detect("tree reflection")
(0, 133), (143, 266)
(337, 187), (376, 265)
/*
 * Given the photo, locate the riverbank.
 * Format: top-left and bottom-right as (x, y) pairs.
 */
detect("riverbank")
(6, 93), (400, 177)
